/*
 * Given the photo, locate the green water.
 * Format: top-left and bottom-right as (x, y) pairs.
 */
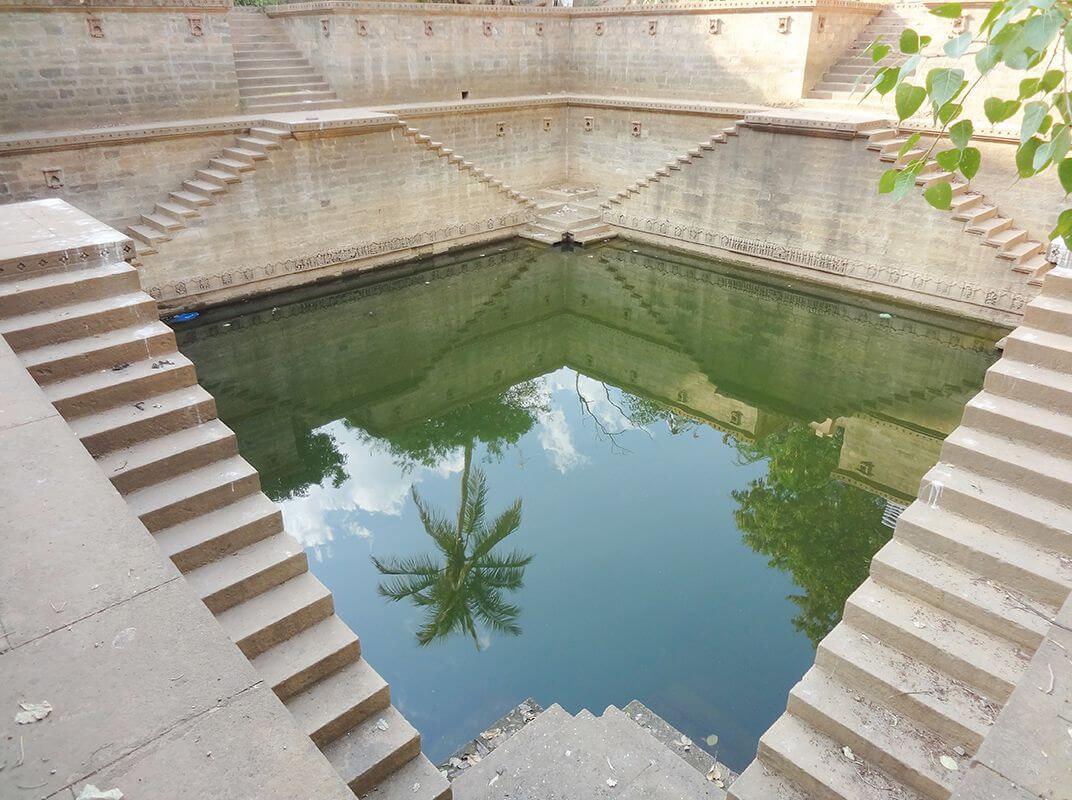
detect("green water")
(177, 240), (1001, 770)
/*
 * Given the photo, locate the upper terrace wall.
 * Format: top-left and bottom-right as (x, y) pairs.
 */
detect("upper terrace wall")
(0, 1), (241, 134)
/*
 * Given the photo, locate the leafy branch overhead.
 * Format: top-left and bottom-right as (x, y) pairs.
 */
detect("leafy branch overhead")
(865, 0), (1072, 247)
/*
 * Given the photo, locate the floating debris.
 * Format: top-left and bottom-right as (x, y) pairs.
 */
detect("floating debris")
(15, 701), (52, 724)
(878, 312), (892, 319)
(705, 734), (718, 747)
(169, 311), (199, 323)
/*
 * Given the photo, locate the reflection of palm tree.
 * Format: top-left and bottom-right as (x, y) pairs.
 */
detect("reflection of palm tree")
(372, 444), (532, 648)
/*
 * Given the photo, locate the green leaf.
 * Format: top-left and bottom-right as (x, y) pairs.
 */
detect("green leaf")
(936, 148), (963, 171)
(950, 119), (973, 149)
(1049, 208), (1072, 241)
(878, 168), (899, 194)
(891, 162), (924, 201)
(898, 54), (922, 84)
(920, 34), (933, 48)
(898, 131), (922, 157)
(1040, 69), (1064, 93)
(872, 42), (892, 63)
(900, 28), (921, 54)
(873, 66), (899, 96)
(927, 68), (966, 110)
(1024, 9), (1062, 50)
(924, 181), (953, 210)
(1059, 157), (1072, 193)
(931, 2), (963, 18)
(1017, 138), (1042, 176)
(944, 30), (974, 58)
(1035, 126), (1071, 171)
(1019, 77), (1041, 99)
(979, 0), (1007, 33)
(975, 44), (1001, 74)
(960, 147), (981, 179)
(895, 83), (927, 120)
(937, 102), (964, 125)
(984, 97), (1021, 123)
(1021, 101), (1049, 142)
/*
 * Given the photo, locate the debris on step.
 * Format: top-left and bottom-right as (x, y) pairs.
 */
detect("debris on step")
(14, 701), (52, 724)
(438, 697), (544, 780)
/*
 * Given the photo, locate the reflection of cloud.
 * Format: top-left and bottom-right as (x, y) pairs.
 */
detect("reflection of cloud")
(280, 420), (463, 560)
(537, 406), (588, 474)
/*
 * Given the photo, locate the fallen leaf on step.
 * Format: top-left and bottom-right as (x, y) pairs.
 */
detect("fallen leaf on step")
(76, 786), (123, 800)
(842, 746), (855, 762)
(15, 702), (52, 724)
(606, 779), (617, 788)
(940, 755), (959, 771)
(375, 718), (389, 732)
(480, 728), (503, 740)
(706, 766), (721, 782)
(412, 782), (421, 793)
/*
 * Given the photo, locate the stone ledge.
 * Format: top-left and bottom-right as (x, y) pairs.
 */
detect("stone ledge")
(0, 0), (230, 12)
(743, 108), (891, 138)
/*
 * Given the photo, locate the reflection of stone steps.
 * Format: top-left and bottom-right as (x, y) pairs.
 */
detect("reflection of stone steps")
(520, 188), (616, 245)
(452, 703), (731, 799)
(729, 269), (1072, 800)
(0, 247), (450, 800)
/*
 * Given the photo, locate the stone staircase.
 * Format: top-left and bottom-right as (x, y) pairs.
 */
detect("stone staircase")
(519, 188), (615, 245)
(0, 254), (451, 800)
(397, 120), (539, 215)
(809, 8), (910, 101)
(452, 702), (731, 800)
(602, 125), (742, 211)
(229, 8), (344, 114)
(863, 128), (1054, 285)
(126, 125), (293, 259)
(729, 267), (1072, 799)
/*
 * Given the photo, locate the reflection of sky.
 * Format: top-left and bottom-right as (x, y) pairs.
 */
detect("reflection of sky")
(282, 368), (642, 555)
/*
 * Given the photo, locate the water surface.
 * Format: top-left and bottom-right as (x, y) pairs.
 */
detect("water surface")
(179, 241), (1001, 770)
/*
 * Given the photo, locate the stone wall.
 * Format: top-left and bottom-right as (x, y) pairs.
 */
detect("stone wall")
(0, 6), (240, 134)
(604, 126), (1037, 322)
(136, 127), (532, 306)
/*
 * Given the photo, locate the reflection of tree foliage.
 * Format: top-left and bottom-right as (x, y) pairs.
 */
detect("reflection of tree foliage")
(373, 380), (548, 471)
(731, 425), (890, 647)
(264, 427), (347, 501)
(621, 394), (700, 436)
(373, 452), (532, 648)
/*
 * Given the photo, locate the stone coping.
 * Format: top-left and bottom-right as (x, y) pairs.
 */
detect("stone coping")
(744, 107), (892, 135)
(0, 0), (231, 11)
(373, 94), (766, 120)
(267, 0), (883, 18)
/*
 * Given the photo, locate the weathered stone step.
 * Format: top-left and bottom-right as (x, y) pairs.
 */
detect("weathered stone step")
(254, 613), (361, 701)
(217, 571), (334, 659)
(287, 657), (390, 747)
(70, 384), (216, 457)
(243, 89), (337, 103)
(155, 490), (283, 573)
(322, 705), (422, 796)
(245, 98), (342, 113)
(43, 352), (196, 419)
(895, 502), (1072, 609)
(921, 463), (1072, 557)
(236, 135), (283, 153)
(984, 357), (1072, 412)
(1041, 267), (1072, 299)
(787, 666), (961, 799)
(155, 200), (199, 221)
(195, 167), (242, 187)
(1023, 293), (1072, 337)
(233, 56), (309, 69)
(0, 291), (157, 351)
(141, 211), (184, 234)
(728, 762), (811, 800)
(961, 391), (1072, 459)
(127, 223), (170, 246)
(360, 753), (449, 800)
(238, 81), (330, 96)
(222, 146), (269, 163)
(941, 426), (1072, 506)
(186, 530), (306, 613)
(236, 65), (319, 78)
(182, 178), (227, 199)
(209, 156), (256, 175)
(757, 713), (928, 800)
(844, 579), (1026, 703)
(126, 454), (261, 532)
(18, 320), (175, 385)
(98, 417), (238, 495)
(815, 623), (992, 751)
(870, 539), (1052, 651)
(0, 260), (139, 317)
(169, 188), (220, 208)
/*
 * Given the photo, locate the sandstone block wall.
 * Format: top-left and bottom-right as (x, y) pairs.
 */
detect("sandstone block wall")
(274, 8), (569, 106)
(607, 127), (1035, 320)
(408, 106), (568, 192)
(0, 8), (240, 134)
(0, 132), (239, 228)
(136, 127), (530, 304)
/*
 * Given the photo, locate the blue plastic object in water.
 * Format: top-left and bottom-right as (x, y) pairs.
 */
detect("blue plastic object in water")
(170, 311), (200, 323)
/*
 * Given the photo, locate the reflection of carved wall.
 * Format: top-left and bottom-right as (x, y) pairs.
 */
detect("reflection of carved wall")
(833, 415), (944, 503)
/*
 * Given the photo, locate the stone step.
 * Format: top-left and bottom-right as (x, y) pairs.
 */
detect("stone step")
(243, 89), (337, 104)
(815, 622), (993, 751)
(359, 753), (449, 800)
(217, 571), (334, 659)
(728, 762), (811, 800)
(18, 320), (175, 385)
(985, 227), (1027, 249)
(254, 613), (361, 701)
(1023, 294), (1072, 338)
(323, 704), (422, 796)
(245, 98), (342, 113)
(186, 530), (306, 614)
(125, 454), (261, 532)
(1024, 256), (1056, 286)
(985, 356), (1072, 412)
(141, 211), (185, 233)
(1042, 267), (1072, 299)
(238, 81), (330, 96)
(0, 260), (139, 316)
(1003, 321), (1072, 373)
(843, 578), (1027, 703)
(870, 539), (1053, 651)
(222, 146), (269, 164)
(999, 239), (1044, 264)
(573, 224), (617, 245)
(233, 56), (309, 69)
(182, 178), (227, 199)
(155, 490), (283, 573)
(287, 657), (390, 748)
(961, 391), (1072, 459)
(98, 417), (238, 495)
(43, 351), (197, 419)
(209, 156), (256, 175)
(757, 713), (928, 800)
(787, 666), (961, 799)
(155, 201), (200, 221)
(127, 223), (170, 246)
(967, 215), (1011, 237)
(69, 384), (217, 456)
(941, 426), (1072, 506)
(194, 167), (242, 187)
(0, 291), (158, 351)
(920, 462), (1072, 557)
(238, 73), (328, 88)
(236, 135), (283, 153)
(235, 64), (319, 78)
(894, 501), (1072, 609)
